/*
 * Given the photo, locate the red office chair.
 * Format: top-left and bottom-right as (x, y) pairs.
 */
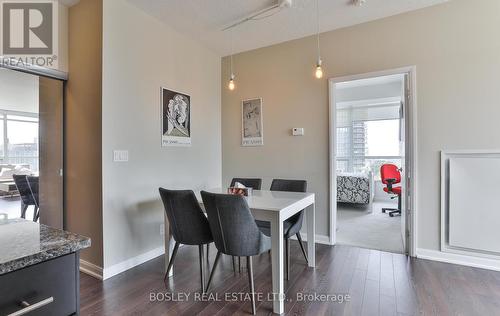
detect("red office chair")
(380, 164), (402, 217)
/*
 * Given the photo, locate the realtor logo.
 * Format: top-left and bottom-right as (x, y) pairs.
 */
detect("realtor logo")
(2, 2), (53, 54)
(0, 0), (58, 68)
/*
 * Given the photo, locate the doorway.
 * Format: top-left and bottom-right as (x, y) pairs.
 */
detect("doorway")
(329, 67), (417, 255)
(0, 67), (65, 228)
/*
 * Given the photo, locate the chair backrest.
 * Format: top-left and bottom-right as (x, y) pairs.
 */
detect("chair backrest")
(13, 174), (35, 205)
(380, 164), (401, 185)
(270, 179), (307, 234)
(230, 178), (262, 190)
(159, 188), (212, 245)
(26, 176), (39, 206)
(201, 191), (268, 256)
(270, 179), (307, 193)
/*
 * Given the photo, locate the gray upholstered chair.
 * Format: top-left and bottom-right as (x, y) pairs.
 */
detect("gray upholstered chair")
(27, 176), (39, 222)
(230, 178), (262, 190)
(13, 174), (37, 221)
(201, 191), (270, 315)
(230, 177), (262, 271)
(256, 179), (308, 280)
(159, 188), (213, 293)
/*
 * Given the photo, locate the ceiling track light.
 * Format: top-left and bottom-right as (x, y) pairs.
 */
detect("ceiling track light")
(351, 0), (367, 7)
(222, 0), (292, 31)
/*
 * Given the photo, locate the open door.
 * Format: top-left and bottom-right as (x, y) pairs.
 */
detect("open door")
(399, 73), (411, 254)
(39, 77), (64, 228)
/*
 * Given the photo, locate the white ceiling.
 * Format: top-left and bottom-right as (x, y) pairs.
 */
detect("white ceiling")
(128, 0), (448, 56)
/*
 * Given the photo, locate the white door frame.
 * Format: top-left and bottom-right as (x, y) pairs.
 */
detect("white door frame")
(328, 66), (418, 256)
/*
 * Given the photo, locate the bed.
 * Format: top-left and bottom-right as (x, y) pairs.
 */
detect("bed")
(337, 171), (374, 205)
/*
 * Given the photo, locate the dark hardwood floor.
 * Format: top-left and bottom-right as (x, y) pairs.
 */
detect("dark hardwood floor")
(80, 243), (500, 315)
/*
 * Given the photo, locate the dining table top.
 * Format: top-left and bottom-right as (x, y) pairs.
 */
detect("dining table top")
(195, 188), (315, 212)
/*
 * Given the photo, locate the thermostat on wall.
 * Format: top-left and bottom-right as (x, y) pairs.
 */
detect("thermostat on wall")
(292, 128), (304, 136)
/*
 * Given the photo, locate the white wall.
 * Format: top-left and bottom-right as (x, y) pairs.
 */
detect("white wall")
(0, 69), (39, 113)
(102, 0), (221, 270)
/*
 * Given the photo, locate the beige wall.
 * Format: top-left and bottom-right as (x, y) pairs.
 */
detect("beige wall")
(57, 3), (69, 72)
(221, 0), (500, 250)
(102, 0), (221, 270)
(66, 0), (103, 266)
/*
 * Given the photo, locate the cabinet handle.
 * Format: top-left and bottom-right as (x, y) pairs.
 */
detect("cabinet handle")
(7, 297), (54, 316)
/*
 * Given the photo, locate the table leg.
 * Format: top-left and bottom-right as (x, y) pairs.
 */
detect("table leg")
(164, 213), (174, 277)
(306, 203), (316, 267)
(270, 214), (284, 314)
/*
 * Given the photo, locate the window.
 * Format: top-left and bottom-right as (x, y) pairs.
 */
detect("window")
(336, 106), (402, 179)
(0, 112), (39, 171)
(365, 120), (400, 157)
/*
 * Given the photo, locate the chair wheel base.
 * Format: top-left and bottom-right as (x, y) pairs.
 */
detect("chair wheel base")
(383, 207), (401, 217)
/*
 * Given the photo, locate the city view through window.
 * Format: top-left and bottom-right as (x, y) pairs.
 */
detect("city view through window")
(0, 113), (39, 172)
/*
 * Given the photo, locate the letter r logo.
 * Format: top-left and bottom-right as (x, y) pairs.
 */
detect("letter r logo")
(2, 2), (53, 54)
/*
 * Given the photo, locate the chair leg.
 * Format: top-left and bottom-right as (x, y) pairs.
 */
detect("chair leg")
(285, 238), (289, 281)
(232, 256), (236, 272)
(247, 256), (256, 315)
(296, 233), (309, 264)
(164, 241), (180, 282)
(198, 245), (206, 294)
(389, 210), (401, 217)
(206, 243), (210, 262)
(33, 206), (39, 222)
(20, 203), (28, 219)
(238, 256), (241, 272)
(205, 251), (222, 292)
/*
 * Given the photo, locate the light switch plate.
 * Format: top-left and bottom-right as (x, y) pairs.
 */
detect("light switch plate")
(292, 128), (304, 136)
(113, 150), (129, 162)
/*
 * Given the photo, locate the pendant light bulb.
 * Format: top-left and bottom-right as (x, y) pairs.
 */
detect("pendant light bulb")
(228, 73), (235, 91)
(315, 59), (323, 79)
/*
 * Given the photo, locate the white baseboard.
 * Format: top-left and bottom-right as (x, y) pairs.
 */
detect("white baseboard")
(102, 246), (164, 280)
(85, 235), (329, 281)
(291, 233), (331, 245)
(80, 259), (103, 280)
(416, 248), (500, 272)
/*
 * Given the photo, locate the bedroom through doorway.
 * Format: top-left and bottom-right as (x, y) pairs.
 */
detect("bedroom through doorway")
(329, 70), (413, 254)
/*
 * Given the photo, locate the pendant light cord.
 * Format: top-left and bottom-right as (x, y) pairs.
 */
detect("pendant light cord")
(316, 0), (321, 62)
(230, 28), (234, 76)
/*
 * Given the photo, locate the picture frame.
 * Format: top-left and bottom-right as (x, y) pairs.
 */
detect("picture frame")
(241, 98), (263, 146)
(161, 87), (191, 147)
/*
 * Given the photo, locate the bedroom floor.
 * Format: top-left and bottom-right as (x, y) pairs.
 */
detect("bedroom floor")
(337, 199), (404, 254)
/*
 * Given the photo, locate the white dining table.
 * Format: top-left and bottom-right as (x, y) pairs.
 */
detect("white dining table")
(163, 188), (316, 315)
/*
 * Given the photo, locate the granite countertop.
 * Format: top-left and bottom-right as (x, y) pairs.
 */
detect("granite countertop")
(0, 218), (91, 275)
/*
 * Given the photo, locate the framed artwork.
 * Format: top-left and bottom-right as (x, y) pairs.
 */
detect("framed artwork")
(241, 98), (263, 146)
(161, 87), (191, 147)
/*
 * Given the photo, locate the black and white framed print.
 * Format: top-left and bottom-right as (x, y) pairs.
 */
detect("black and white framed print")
(241, 98), (263, 146)
(161, 87), (191, 147)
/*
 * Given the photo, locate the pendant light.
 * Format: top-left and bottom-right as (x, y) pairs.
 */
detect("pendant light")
(314, 0), (323, 79)
(228, 29), (236, 91)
